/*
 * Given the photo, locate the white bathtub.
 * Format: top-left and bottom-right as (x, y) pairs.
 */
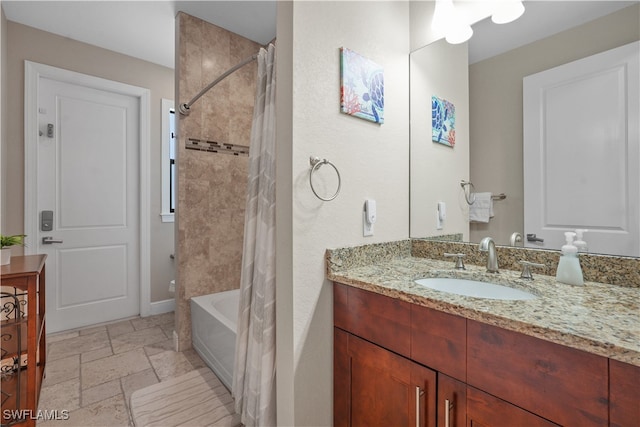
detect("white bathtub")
(190, 289), (239, 391)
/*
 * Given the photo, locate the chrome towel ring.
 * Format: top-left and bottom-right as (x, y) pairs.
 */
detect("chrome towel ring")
(309, 156), (341, 201)
(460, 180), (476, 205)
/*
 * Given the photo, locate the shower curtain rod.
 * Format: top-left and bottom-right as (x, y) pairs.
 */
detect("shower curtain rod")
(179, 52), (258, 116)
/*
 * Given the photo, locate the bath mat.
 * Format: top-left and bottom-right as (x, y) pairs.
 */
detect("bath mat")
(130, 367), (242, 427)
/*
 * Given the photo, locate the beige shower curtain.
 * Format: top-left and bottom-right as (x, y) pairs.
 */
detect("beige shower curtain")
(232, 43), (276, 427)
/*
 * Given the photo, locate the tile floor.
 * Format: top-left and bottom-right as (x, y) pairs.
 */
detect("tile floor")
(37, 312), (210, 426)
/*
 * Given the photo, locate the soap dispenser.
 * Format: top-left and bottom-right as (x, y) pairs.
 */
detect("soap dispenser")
(574, 229), (589, 253)
(555, 231), (584, 286)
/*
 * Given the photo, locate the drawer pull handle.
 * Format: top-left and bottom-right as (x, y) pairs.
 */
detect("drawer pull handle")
(415, 386), (425, 427)
(445, 399), (454, 427)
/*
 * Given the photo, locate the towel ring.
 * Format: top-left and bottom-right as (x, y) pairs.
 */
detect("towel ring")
(460, 180), (476, 205)
(309, 156), (341, 201)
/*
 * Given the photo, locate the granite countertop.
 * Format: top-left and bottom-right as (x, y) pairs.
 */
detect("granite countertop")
(328, 255), (640, 367)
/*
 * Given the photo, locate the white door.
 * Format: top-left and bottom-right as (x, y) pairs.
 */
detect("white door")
(523, 41), (639, 257)
(32, 71), (141, 332)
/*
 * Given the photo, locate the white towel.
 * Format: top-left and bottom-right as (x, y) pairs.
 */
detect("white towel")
(469, 192), (494, 223)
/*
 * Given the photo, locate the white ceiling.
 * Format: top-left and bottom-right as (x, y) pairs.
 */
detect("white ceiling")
(468, 1), (637, 64)
(2, 1), (637, 69)
(1, 1), (277, 69)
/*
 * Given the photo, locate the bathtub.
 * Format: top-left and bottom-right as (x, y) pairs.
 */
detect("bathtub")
(190, 289), (239, 390)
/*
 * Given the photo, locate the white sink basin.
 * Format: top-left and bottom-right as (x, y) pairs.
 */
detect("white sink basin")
(414, 278), (537, 300)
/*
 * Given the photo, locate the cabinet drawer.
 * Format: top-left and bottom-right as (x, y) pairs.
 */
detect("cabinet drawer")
(411, 304), (466, 381)
(466, 386), (559, 427)
(610, 359), (640, 427)
(333, 283), (411, 358)
(0, 276), (29, 289)
(467, 320), (608, 427)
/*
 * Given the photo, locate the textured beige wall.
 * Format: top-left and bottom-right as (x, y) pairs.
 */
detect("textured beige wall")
(276, 2), (410, 424)
(2, 21), (175, 303)
(275, 3), (294, 423)
(469, 4), (640, 245)
(174, 12), (259, 350)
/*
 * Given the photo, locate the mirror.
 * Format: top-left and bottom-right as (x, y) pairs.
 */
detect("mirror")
(409, 1), (640, 256)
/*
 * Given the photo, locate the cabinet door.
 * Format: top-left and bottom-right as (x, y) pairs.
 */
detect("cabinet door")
(466, 386), (559, 427)
(437, 374), (466, 427)
(335, 328), (351, 427)
(335, 330), (437, 427)
(413, 362), (437, 427)
(610, 359), (640, 427)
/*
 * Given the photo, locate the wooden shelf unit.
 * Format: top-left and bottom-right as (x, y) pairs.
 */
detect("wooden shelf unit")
(1, 255), (47, 427)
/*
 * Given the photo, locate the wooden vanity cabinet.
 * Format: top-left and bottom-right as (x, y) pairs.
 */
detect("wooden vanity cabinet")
(334, 282), (634, 427)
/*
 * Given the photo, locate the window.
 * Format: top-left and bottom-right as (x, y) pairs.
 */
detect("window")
(169, 109), (176, 213)
(161, 99), (175, 222)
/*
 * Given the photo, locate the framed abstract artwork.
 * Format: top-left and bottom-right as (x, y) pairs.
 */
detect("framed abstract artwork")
(432, 95), (455, 147)
(340, 47), (384, 124)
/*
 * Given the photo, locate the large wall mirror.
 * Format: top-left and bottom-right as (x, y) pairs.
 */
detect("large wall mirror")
(409, 1), (640, 257)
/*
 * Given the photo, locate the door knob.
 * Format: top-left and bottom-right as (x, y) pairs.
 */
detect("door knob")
(42, 236), (63, 244)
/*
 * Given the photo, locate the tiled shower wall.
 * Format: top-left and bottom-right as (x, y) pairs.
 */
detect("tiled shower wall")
(175, 12), (260, 350)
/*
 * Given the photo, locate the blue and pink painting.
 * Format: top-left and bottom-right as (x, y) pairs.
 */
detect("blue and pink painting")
(432, 96), (455, 147)
(340, 47), (384, 124)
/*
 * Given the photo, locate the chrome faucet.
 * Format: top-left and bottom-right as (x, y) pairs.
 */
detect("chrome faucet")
(510, 232), (523, 247)
(479, 237), (499, 273)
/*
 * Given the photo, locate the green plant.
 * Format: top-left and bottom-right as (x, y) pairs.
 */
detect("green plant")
(1, 234), (26, 249)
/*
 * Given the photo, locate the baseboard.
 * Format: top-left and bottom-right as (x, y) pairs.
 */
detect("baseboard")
(149, 298), (175, 315)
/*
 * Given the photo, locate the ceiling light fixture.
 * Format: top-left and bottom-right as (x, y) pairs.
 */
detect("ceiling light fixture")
(445, 19), (473, 44)
(491, 0), (526, 24)
(432, 0), (473, 44)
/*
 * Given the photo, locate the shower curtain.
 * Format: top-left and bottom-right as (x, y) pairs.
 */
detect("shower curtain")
(233, 43), (277, 427)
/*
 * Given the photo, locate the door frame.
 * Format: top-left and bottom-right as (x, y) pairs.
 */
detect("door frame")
(23, 61), (152, 317)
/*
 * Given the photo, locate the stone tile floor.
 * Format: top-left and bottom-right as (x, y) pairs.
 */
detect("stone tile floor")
(37, 312), (208, 426)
